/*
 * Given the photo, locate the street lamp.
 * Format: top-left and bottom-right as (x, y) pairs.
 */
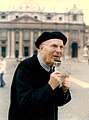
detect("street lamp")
(87, 39), (89, 64)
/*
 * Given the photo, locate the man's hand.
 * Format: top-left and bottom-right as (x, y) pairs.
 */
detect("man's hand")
(48, 71), (62, 90)
(62, 76), (72, 93)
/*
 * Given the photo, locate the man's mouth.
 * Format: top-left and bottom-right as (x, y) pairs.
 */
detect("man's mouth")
(53, 56), (60, 60)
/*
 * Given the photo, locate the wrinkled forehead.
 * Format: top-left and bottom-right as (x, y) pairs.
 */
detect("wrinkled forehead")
(41, 38), (64, 45)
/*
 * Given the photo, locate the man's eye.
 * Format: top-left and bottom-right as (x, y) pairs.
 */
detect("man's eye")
(52, 45), (57, 47)
(60, 46), (64, 49)
(60, 46), (63, 48)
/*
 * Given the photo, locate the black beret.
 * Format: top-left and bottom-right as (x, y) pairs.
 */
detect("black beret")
(35, 31), (67, 48)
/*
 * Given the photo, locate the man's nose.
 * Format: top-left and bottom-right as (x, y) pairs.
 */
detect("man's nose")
(56, 47), (62, 52)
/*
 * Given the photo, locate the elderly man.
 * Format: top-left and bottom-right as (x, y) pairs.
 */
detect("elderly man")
(8, 31), (72, 120)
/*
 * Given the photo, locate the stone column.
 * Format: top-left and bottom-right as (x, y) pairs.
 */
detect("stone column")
(6, 30), (11, 58)
(78, 30), (83, 60)
(19, 30), (23, 58)
(11, 30), (15, 58)
(38, 30), (41, 36)
(30, 30), (34, 56)
(0, 45), (1, 57)
(64, 31), (70, 60)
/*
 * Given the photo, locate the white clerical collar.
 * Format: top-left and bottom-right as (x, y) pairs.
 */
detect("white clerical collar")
(37, 53), (50, 72)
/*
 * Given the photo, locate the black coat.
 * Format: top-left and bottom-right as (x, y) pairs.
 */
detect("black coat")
(8, 55), (71, 120)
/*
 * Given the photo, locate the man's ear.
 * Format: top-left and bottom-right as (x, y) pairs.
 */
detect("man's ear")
(39, 44), (44, 50)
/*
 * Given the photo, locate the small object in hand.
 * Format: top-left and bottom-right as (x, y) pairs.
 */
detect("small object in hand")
(54, 60), (61, 71)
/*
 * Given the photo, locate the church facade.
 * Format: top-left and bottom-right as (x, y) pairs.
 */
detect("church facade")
(0, 5), (88, 60)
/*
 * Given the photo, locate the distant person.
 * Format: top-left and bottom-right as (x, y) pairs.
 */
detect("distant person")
(0, 57), (6, 87)
(8, 31), (72, 120)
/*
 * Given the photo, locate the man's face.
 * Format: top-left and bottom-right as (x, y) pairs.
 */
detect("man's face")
(39, 39), (64, 66)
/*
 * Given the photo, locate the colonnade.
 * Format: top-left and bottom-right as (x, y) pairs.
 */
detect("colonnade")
(4, 29), (41, 58)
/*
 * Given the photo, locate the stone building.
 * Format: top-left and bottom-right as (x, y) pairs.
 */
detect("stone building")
(0, 5), (88, 60)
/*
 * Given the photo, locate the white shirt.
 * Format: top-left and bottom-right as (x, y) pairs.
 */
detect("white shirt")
(37, 53), (50, 72)
(0, 59), (6, 73)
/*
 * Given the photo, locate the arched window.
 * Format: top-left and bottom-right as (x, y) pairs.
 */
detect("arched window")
(1, 47), (6, 57)
(24, 47), (29, 57)
(71, 42), (78, 58)
(73, 14), (77, 21)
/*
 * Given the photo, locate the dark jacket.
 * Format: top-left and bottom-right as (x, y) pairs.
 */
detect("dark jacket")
(8, 55), (71, 120)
